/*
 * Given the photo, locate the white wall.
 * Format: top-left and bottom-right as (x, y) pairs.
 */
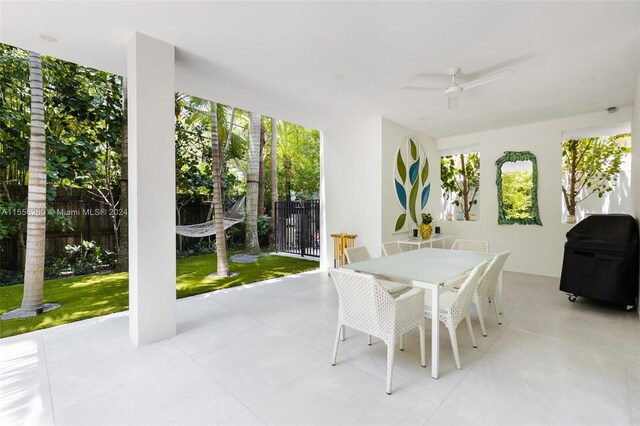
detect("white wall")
(321, 118), (383, 268)
(437, 107), (633, 277)
(381, 118), (438, 244)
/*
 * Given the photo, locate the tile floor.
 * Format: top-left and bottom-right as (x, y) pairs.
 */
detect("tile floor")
(1, 269), (638, 425)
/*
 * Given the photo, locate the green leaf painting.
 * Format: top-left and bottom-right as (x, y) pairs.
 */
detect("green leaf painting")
(421, 157), (429, 185)
(394, 213), (407, 232)
(394, 137), (431, 231)
(409, 181), (419, 224)
(396, 150), (406, 183)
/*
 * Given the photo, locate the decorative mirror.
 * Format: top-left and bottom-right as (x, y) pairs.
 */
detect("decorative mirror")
(495, 151), (542, 225)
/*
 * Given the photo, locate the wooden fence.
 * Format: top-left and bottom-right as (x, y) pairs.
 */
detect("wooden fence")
(1, 186), (213, 271)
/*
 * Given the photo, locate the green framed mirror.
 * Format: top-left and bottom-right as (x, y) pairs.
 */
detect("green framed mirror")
(495, 151), (542, 225)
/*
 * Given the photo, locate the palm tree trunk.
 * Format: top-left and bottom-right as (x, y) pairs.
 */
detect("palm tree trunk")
(22, 52), (46, 314)
(258, 122), (266, 216)
(211, 102), (229, 276)
(270, 118), (278, 250)
(245, 112), (261, 254)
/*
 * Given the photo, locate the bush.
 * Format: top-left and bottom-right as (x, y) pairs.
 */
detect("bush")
(228, 216), (272, 249)
(176, 240), (216, 259)
(0, 269), (23, 286)
(44, 257), (70, 279)
(64, 240), (116, 276)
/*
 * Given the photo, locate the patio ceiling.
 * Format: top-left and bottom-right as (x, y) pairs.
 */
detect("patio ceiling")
(1, 1), (639, 137)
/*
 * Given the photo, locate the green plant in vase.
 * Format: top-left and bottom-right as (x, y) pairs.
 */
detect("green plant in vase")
(419, 213), (433, 240)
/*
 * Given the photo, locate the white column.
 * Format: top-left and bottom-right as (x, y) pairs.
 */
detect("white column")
(127, 32), (176, 345)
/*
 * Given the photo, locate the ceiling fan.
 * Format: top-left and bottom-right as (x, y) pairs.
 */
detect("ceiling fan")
(403, 66), (514, 110)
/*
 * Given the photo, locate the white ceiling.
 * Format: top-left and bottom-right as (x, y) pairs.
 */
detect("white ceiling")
(1, 1), (639, 137)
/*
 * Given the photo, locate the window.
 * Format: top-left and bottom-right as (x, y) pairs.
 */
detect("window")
(440, 152), (480, 221)
(561, 124), (631, 223)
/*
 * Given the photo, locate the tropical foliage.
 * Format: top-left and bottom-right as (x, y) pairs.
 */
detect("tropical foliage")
(1, 42), (320, 272)
(561, 133), (630, 218)
(501, 170), (533, 219)
(440, 152), (480, 220)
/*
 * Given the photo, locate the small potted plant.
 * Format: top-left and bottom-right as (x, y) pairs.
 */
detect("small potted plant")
(419, 213), (433, 240)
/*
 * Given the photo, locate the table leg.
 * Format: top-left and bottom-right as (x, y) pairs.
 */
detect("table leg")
(431, 286), (440, 379)
(497, 271), (503, 314)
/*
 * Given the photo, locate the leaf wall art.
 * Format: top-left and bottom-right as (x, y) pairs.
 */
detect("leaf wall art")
(393, 137), (431, 232)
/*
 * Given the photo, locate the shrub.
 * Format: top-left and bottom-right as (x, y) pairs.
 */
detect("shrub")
(0, 269), (23, 287)
(176, 240), (217, 259)
(64, 240), (116, 276)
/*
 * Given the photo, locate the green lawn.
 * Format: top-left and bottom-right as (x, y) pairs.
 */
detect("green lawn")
(0, 253), (318, 338)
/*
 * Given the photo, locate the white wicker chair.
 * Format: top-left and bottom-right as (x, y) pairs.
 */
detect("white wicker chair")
(381, 241), (402, 256)
(329, 268), (426, 395)
(344, 246), (408, 295)
(472, 251), (510, 336)
(450, 239), (489, 253)
(424, 261), (488, 370)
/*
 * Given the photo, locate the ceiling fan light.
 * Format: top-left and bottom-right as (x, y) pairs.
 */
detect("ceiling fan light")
(444, 84), (463, 97)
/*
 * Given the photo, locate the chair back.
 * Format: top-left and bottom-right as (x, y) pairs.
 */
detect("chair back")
(451, 239), (489, 253)
(344, 246), (372, 264)
(476, 251), (510, 298)
(448, 261), (489, 326)
(329, 268), (394, 338)
(381, 241), (402, 256)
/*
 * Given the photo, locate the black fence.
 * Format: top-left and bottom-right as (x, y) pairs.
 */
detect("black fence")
(275, 200), (320, 257)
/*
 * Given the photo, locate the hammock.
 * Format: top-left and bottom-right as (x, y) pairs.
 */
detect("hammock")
(176, 197), (245, 238)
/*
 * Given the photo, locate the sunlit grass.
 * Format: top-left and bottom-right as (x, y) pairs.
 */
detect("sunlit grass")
(0, 252), (318, 338)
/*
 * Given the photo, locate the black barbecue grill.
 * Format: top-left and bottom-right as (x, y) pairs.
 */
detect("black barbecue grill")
(559, 214), (639, 310)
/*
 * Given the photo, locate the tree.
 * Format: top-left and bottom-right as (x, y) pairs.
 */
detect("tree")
(270, 117), (278, 249)
(440, 153), (480, 220)
(245, 112), (261, 254)
(209, 101), (229, 276)
(562, 134), (630, 218)
(117, 77), (128, 272)
(271, 121), (320, 201)
(21, 52), (46, 313)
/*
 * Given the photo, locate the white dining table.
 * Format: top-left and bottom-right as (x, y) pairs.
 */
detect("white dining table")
(343, 247), (494, 379)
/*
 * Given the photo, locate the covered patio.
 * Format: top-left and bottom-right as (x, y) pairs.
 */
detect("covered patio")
(2, 270), (638, 425)
(1, 1), (640, 425)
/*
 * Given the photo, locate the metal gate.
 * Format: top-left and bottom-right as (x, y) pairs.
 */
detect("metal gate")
(275, 200), (320, 257)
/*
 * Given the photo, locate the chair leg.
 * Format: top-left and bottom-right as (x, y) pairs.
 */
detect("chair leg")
(340, 325), (346, 341)
(491, 296), (502, 325)
(399, 333), (404, 351)
(465, 315), (477, 348)
(448, 327), (461, 370)
(368, 334), (372, 346)
(386, 339), (395, 395)
(331, 323), (342, 366)
(476, 301), (487, 337)
(419, 322), (426, 368)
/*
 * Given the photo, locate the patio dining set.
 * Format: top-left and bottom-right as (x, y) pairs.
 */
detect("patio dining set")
(330, 238), (510, 394)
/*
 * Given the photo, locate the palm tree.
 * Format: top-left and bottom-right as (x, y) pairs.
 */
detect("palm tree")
(270, 117), (278, 250)
(21, 52), (46, 314)
(187, 97), (230, 276)
(209, 101), (229, 276)
(245, 112), (261, 254)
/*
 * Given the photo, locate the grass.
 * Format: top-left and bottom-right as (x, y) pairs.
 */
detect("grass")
(0, 252), (318, 339)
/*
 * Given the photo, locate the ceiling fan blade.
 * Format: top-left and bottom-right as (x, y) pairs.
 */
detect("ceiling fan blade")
(448, 96), (458, 110)
(401, 86), (441, 91)
(465, 53), (536, 80)
(460, 69), (513, 90)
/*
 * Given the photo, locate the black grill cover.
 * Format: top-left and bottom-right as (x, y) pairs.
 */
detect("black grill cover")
(559, 214), (639, 306)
